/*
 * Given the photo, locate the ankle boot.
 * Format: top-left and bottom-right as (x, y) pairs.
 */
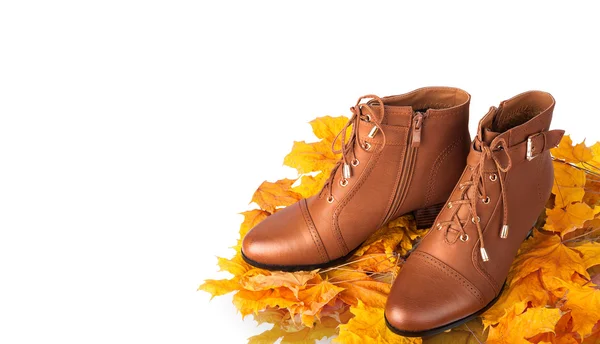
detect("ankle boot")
(242, 87), (471, 271)
(385, 91), (564, 337)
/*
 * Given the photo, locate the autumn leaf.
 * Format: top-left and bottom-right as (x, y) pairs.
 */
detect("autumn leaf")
(486, 306), (562, 344)
(483, 271), (550, 327)
(292, 173), (329, 199)
(248, 316), (339, 344)
(508, 230), (589, 289)
(284, 140), (340, 176)
(198, 278), (240, 299)
(545, 202), (600, 237)
(239, 269), (318, 297)
(328, 270), (391, 308)
(553, 279), (600, 338)
(251, 179), (302, 213)
(552, 135), (594, 164)
(570, 241), (600, 270)
(233, 288), (300, 317)
(334, 301), (421, 344)
(552, 161), (587, 208)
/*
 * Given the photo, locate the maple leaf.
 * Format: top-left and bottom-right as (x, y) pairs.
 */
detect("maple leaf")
(545, 202), (600, 237)
(334, 301), (422, 344)
(292, 173), (329, 199)
(239, 269), (318, 298)
(486, 306), (562, 344)
(567, 241), (600, 272)
(554, 279), (600, 338)
(251, 179), (302, 213)
(197, 278), (240, 299)
(508, 230), (589, 290)
(552, 135), (594, 165)
(233, 288), (300, 317)
(552, 161), (587, 208)
(248, 316), (339, 344)
(328, 270), (391, 308)
(483, 271), (550, 328)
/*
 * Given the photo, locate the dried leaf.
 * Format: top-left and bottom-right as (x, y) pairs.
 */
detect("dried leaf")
(552, 135), (593, 164)
(197, 278), (239, 299)
(334, 301), (422, 344)
(552, 161), (587, 208)
(248, 316), (339, 344)
(545, 202), (600, 237)
(251, 179), (302, 213)
(508, 231), (589, 290)
(487, 306), (562, 344)
(554, 279), (600, 337)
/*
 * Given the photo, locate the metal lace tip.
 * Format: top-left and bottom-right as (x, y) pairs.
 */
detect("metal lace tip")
(480, 247), (490, 262)
(500, 225), (509, 239)
(343, 163), (352, 179)
(368, 126), (379, 138)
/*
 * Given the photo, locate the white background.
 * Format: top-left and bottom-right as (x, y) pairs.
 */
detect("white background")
(0, 1), (598, 343)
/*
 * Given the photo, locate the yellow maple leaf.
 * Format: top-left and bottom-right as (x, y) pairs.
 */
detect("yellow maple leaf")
(545, 202), (600, 237)
(552, 161), (587, 208)
(309, 116), (351, 141)
(239, 269), (318, 298)
(552, 135), (593, 164)
(334, 301), (422, 344)
(570, 241), (600, 270)
(291, 280), (345, 327)
(553, 279), (600, 338)
(508, 231), (589, 290)
(327, 270), (391, 308)
(197, 278), (240, 299)
(483, 271), (550, 328)
(248, 316), (339, 344)
(233, 288), (300, 317)
(487, 306), (562, 344)
(284, 140), (340, 175)
(251, 179), (302, 213)
(292, 173), (329, 199)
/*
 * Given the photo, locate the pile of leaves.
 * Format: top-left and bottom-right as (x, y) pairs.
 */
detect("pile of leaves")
(200, 116), (600, 344)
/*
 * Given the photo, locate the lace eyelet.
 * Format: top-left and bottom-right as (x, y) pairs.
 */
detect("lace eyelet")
(436, 223), (442, 230)
(327, 195), (335, 203)
(471, 216), (481, 224)
(339, 179), (348, 187)
(489, 174), (498, 182)
(351, 158), (360, 167)
(364, 114), (371, 122)
(363, 142), (372, 151)
(482, 197), (490, 204)
(460, 233), (469, 242)
(447, 202), (453, 209)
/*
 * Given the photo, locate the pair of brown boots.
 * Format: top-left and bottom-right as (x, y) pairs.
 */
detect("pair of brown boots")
(241, 87), (564, 337)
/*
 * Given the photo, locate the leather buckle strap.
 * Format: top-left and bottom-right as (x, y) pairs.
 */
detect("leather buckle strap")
(526, 132), (544, 161)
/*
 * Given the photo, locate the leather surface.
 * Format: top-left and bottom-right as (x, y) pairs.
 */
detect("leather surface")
(242, 87), (471, 268)
(386, 90), (565, 332)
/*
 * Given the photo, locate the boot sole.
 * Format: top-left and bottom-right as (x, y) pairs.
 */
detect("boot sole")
(384, 282), (505, 338)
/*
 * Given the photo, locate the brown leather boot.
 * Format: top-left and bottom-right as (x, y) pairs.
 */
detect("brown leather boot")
(385, 91), (564, 337)
(242, 87), (471, 271)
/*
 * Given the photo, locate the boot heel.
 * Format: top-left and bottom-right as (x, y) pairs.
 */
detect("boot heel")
(413, 203), (445, 229)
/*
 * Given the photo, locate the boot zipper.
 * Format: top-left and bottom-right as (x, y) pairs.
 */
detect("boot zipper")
(380, 112), (424, 225)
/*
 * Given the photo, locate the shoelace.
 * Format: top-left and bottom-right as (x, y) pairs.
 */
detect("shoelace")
(437, 137), (513, 262)
(321, 95), (387, 203)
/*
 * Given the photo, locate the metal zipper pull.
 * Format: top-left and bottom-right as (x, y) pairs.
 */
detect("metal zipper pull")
(411, 112), (424, 147)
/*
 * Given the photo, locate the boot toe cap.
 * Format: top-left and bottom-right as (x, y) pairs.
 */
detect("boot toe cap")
(241, 201), (326, 269)
(385, 251), (487, 334)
